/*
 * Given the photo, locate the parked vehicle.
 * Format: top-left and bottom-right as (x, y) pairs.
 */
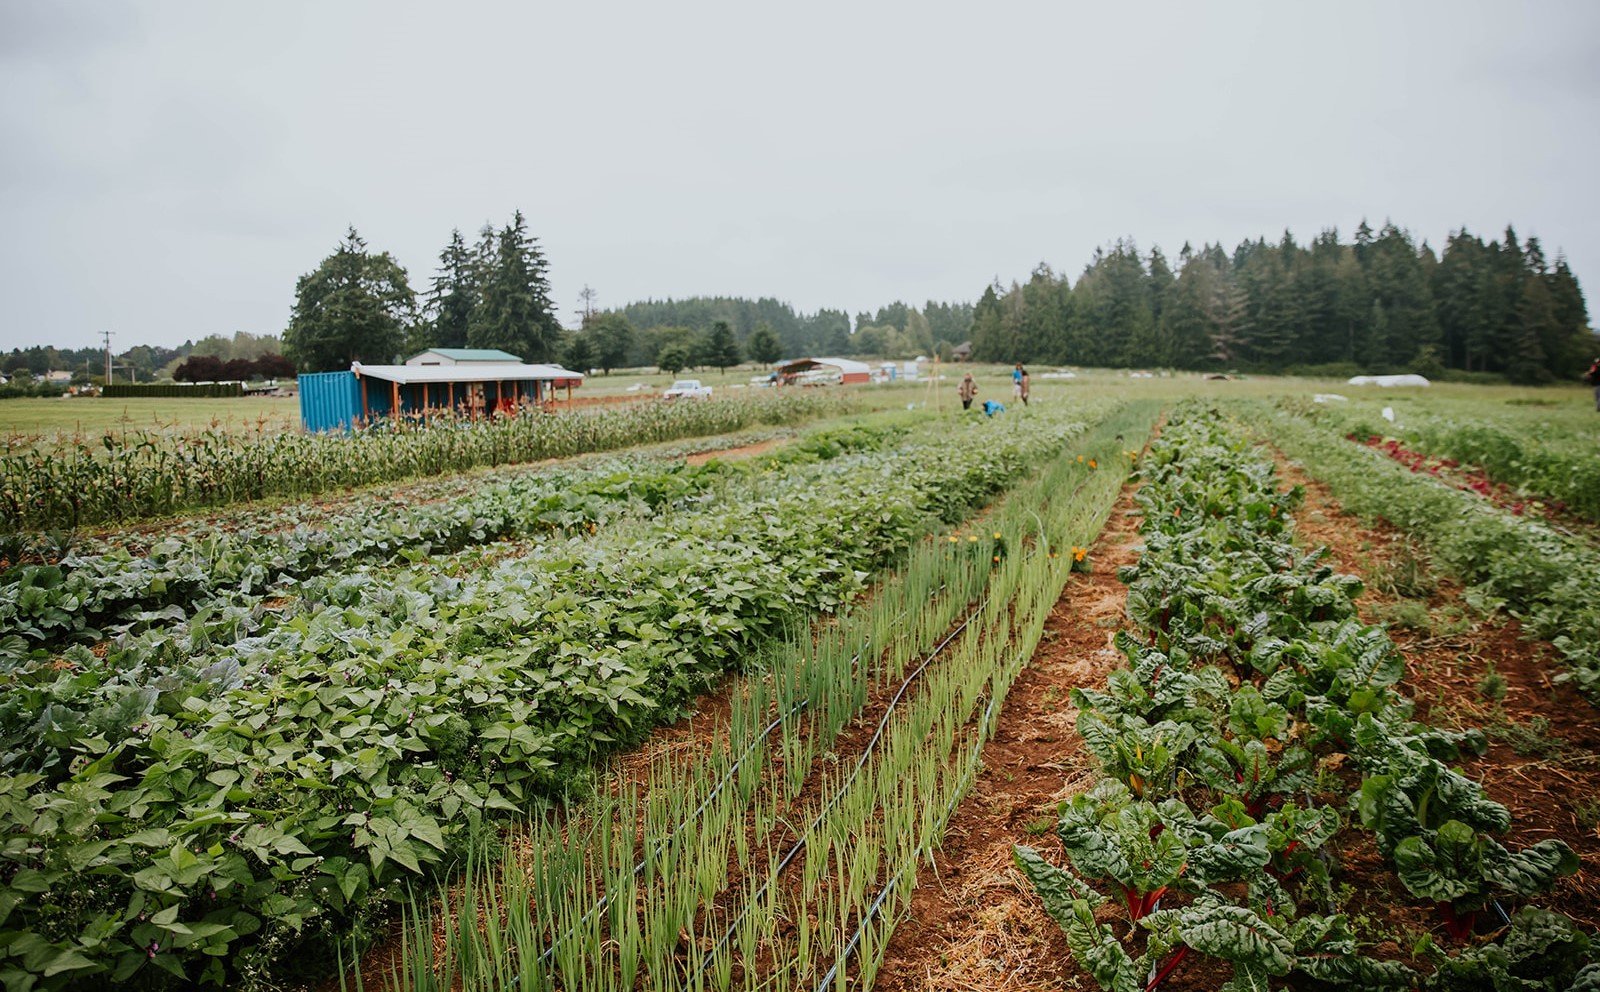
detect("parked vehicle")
(663, 379), (714, 400)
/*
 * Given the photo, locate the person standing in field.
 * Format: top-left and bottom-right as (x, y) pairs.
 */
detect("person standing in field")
(1019, 368), (1031, 406)
(1012, 363), (1024, 402)
(1586, 357), (1600, 411)
(958, 372), (977, 410)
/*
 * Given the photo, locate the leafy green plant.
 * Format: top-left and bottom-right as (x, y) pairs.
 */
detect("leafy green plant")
(1425, 906), (1598, 991)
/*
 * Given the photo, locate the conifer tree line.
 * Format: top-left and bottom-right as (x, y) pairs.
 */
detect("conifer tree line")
(970, 221), (1593, 382)
(284, 212), (561, 372)
(283, 215), (1590, 381)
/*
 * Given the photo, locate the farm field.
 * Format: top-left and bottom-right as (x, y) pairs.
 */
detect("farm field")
(1, 378), (1598, 991)
(0, 396), (304, 438)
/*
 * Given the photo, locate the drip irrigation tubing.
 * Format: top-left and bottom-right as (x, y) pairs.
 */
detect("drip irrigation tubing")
(529, 591), (936, 970)
(811, 458), (1135, 990)
(683, 601), (987, 984)
(811, 625), (1022, 992)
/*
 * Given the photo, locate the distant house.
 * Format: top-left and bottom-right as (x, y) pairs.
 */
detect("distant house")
(951, 342), (973, 362)
(43, 371), (72, 384)
(406, 348), (524, 367)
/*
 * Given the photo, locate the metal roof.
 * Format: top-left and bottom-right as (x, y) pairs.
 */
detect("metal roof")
(775, 356), (873, 375)
(407, 348), (524, 363)
(352, 362), (583, 384)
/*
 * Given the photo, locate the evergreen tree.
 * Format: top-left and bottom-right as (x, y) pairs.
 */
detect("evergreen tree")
(969, 284), (1006, 361)
(1018, 263), (1066, 363)
(745, 322), (782, 364)
(467, 211), (561, 361)
(1207, 280), (1251, 367)
(1162, 247), (1220, 369)
(424, 229), (476, 350)
(1434, 230), (1491, 370)
(284, 227), (415, 372)
(565, 332), (594, 373)
(703, 320), (741, 372)
(1550, 255), (1594, 376)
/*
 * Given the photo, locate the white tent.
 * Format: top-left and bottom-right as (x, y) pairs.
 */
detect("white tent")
(1346, 374), (1431, 388)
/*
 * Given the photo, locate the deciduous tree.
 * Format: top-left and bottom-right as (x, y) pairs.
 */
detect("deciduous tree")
(284, 228), (415, 372)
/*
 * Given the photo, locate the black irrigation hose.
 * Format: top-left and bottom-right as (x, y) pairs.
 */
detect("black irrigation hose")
(813, 458), (1136, 990)
(533, 694), (815, 969)
(532, 591), (939, 971)
(685, 603), (987, 984)
(812, 638), (1015, 992)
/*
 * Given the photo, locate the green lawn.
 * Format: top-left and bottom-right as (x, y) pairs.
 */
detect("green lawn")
(0, 395), (301, 438)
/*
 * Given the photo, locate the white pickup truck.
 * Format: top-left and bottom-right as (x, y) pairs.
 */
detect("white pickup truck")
(662, 379), (713, 400)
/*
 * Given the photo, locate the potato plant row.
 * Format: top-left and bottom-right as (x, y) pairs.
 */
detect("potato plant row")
(0, 402), (1115, 990)
(0, 390), (853, 531)
(1016, 411), (1593, 992)
(1263, 402), (1600, 703)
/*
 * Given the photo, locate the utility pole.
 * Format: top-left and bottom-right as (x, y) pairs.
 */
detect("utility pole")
(102, 330), (114, 384)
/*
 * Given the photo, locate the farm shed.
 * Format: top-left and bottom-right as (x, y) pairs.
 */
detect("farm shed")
(298, 361), (584, 432)
(405, 348), (524, 366)
(773, 357), (872, 386)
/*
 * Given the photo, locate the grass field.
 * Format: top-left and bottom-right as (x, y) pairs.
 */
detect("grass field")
(0, 394), (301, 436)
(1, 372), (1592, 440)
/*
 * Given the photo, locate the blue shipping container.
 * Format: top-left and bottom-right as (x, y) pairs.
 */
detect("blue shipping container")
(298, 371), (363, 433)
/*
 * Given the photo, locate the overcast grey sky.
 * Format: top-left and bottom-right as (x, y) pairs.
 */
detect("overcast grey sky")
(2, 0), (1596, 353)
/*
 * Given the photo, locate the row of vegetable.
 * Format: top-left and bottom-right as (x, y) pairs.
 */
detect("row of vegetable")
(356, 400), (1161, 992)
(1016, 410), (1594, 991)
(1264, 400), (1600, 703)
(3, 420), (899, 659)
(0, 389), (854, 530)
(1288, 395), (1600, 525)
(0, 402), (1118, 989)
(0, 422), (905, 781)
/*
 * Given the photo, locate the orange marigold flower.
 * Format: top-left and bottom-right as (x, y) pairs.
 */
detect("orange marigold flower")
(1072, 546), (1087, 562)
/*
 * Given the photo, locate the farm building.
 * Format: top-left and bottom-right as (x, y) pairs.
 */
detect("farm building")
(405, 348), (524, 366)
(298, 353), (584, 432)
(774, 357), (872, 386)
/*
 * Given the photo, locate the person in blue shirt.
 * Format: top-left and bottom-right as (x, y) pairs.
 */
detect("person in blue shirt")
(983, 399), (1005, 417)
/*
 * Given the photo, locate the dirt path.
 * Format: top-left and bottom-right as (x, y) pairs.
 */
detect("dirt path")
(684, 438), (784, 465)
(874, 480), (1147, 992)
